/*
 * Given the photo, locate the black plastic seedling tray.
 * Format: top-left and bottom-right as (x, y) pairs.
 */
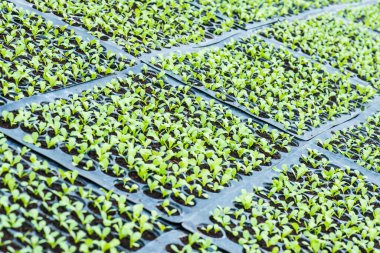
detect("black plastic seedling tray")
(316, 95), (380, 142)
(311, 144), (380, 184)
(9, 0), (138, 61)
(10, 0), (138, 62)
(181, 142), (380, 252)
(334, 15), (380, 37)
(191, 0), (372, 31)
(0, 0), (137, 107)
(189, 0), (280, 31)
(280, 0), (378, 23)
(0, 63), (306, 224)
(16, 0), (244, 61)
(257, 34), (372, 88)
(146, 29), (379, 141)
(258, 0), (380, 89)
(0, 134), (174, 253)
(316, 97), (380, 174)
(165, 69), (374, 142)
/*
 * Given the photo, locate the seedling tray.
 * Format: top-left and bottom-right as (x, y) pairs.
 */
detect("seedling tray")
(0, 132), (174, 252)
(256, 34), (371, 88)
(190, 0), (280, 31)
(10, 0), (137, 62)
(338, 2), (380, 34)
(311, 144), (380, 184)
(162, 69), (371, 142)
(192, 0), (371, 31)
(181, 143), (380, 252)
(280, 0), (378, 23)
(316, 95), (380, 141)
(0, 0), (137, 107)
(148, 30), (376, 141)
(334, 15), (380, 41)
(0, 63), (306, 225)
(316, 96), (380, 174)
(260, 8), (380, 90)
(20, 0), (245, 60)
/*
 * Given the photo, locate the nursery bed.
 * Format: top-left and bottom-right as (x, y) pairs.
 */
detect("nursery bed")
(0, 0), (379, 252)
